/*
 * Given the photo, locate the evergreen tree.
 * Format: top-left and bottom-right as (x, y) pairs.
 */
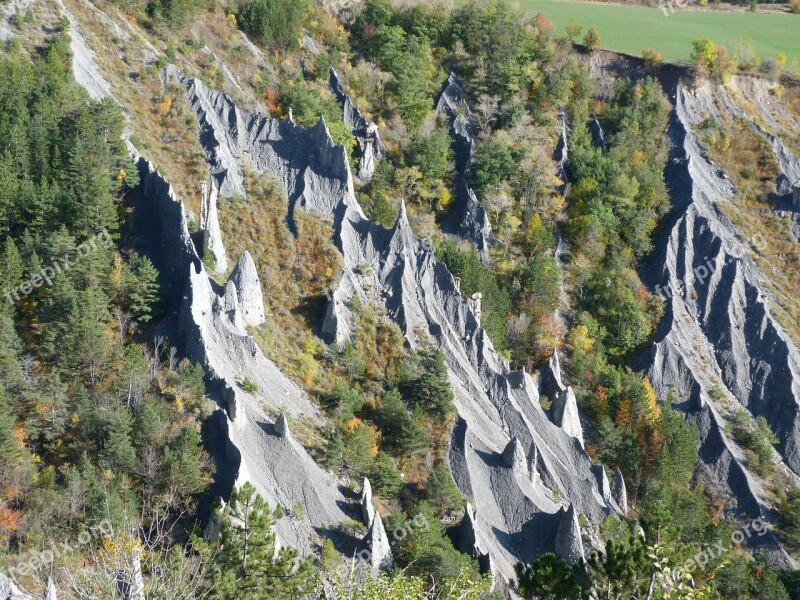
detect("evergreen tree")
(515, 553), (588, 600)
(370, 452), (404, 499)
(102, 411), (138, 474)
(425, 464), (463, 517)
(124, 253), (160, 322)
(0, 237), (23, 305)
(209, 482), (315, 599)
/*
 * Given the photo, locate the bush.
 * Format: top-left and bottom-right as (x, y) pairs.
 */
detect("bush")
(583, 27), (601, 51)
(242, 378), (258, 393)
(642, 48), (662, 70)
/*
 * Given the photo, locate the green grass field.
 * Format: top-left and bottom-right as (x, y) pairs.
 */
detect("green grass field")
(518, 0), (800, 67)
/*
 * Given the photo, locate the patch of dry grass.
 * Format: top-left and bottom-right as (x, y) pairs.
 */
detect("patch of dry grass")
(696, 112), (800, 346)
(218, 173), (342, 385)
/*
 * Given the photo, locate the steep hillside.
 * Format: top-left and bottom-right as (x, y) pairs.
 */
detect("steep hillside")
(2, 1), (800, 599)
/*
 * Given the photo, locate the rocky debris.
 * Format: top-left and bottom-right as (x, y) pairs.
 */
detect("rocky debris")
(468, 292), (482, 326)
(554, 504), (585, 564)
(502, 437), (526, 469)
(57, 1), (114, 101)
(43, 579), (57, 600)
(552, 386), (584, 448)
(594, 465), (612, 503)
(328, 67), (383, 182)
(221, 280), (243, 329)
(302, 31), (321, 56)
(200, 180), (228, 274)
(228, 251), (266, 327)
(452, 503), (492, 573)
(360, 479), (394, 573)
(589, 116), (608, 153)
(0, 573), (31, 600)
(132, 154), (349, 554)
(174, 70), (624, 582)
(643, 75), (800, 565)
(436, 73), (493, 254)
(274, 412), (289, 438)
(0, 0), (34, 42)
(612, 468), (627, 514)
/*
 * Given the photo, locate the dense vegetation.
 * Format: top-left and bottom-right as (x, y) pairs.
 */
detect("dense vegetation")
(2, 0), (799, 598)
(0, 31), (214, 595)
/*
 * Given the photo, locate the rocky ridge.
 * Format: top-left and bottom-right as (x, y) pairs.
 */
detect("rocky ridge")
(328, 66), (384, 183)
(643, 75), (800, 567)
(171, 68), (623, 580)
(435, 72), (494, 255)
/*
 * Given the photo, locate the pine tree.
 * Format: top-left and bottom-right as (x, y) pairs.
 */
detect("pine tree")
(102, 411), (138, 474)
(0, 237), (23, 305)
(370, 452), (404, 499)
(211, 482), (314, 599)
(425, 464), (463, 517)
(125, 253), (160, 323)
(164, 426), (207, 497)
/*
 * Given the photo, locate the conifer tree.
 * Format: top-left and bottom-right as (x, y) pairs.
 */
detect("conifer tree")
(209, 482), (315, 599)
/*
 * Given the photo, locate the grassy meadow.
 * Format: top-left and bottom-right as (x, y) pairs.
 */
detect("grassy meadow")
(517, 0), (800, 67)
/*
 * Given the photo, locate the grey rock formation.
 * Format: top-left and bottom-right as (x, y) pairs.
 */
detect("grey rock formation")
(502, 437), (526, 469)
(589, 115), (608, 153)
(642, 75), (800, 566)
(132, 155), (350, 554)
(329, 67), (383, 182)
(539, 350), (566, 399)
(43, 579), (58, 600)
(556, 110), (569, 184)
(274, 412), (289, 438)
(554, 504), (585, 564)
(0, 573), (31, 600)
(228, 251), (266, 327)
(57, 2), (113, 101)
(176, 71), (620, 581)
(200, 180), (228, 274)
(552, 386), (584, 448)
(612, 468), (627, 515)
(594, 465), (612, 503)
(436, 73), (493, 254)
(360, 478), (394, 573)
(527, 440), (540, 487)
(452, 503), (492, 573)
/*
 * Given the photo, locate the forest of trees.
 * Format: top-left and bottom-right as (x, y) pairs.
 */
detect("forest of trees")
(1, 0), (798, 598)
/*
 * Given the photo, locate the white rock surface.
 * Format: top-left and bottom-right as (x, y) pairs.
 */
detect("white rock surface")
(552, 386), (584, 448)
(554, 504), (585, 564)
(360, 478), (394, 573)
(174, 72), (621, 581)
(201, 180), (228, 274)
(612, 468), (627, 515)
(228, 251), (266, 327)
(133, 156), (350, 554)
(43, 579), (57, 600)
(0, 573), (31, 600)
